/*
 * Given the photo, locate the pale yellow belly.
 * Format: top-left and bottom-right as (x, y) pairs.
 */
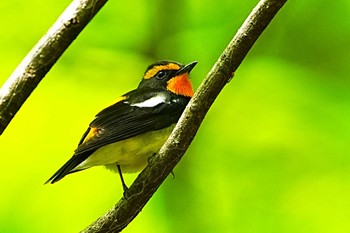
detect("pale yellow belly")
(74, 125), (175, 173)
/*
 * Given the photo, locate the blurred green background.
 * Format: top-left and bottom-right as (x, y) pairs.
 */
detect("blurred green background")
(1, 0), (349, 232)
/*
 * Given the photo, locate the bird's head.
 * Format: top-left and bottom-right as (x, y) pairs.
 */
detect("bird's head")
(138, 61), (197, 97)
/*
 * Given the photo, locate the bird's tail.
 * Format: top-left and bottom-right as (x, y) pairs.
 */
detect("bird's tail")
(45, 153), (89, 184)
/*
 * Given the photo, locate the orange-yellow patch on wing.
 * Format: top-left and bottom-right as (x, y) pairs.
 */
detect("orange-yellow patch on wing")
(82, 127), (99, 143)
(106, 95), (127, 108)
(167, 74), (194, 97)
(113, 95), (127, 104)
(144, 63), (181, 79)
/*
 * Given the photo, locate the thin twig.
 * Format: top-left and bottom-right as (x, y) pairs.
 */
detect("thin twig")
(81, 0), (287, 232)
(0, 0), (108, 135)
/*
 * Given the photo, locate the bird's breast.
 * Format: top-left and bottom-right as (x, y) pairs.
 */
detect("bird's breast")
(75, 124), (175, 173)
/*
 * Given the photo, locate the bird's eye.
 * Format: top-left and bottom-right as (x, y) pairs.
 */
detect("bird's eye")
(156, 70), (167, 80)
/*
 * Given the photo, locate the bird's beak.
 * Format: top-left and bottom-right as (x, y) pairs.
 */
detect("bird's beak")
(176, 61), (198, 75)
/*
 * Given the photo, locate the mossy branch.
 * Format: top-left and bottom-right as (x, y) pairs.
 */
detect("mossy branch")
(0, 0), (108, 135)
(81, 0), (287, 232)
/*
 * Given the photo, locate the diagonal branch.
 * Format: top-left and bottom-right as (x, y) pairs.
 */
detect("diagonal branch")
(0, 0), (108, 135)
(81, 0), (287, 232)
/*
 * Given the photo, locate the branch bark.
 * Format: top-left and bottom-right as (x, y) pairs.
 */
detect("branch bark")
(81, 0), (287, 232)
(0, 0), (108, 135)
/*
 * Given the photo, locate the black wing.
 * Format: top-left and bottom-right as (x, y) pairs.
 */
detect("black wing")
(46, 90), (189, 184)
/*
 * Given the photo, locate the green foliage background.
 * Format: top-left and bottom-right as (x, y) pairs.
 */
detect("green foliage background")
(1, 0), (349, 232)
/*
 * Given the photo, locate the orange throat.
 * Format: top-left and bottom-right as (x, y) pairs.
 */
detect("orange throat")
(167, 74), (194, 97)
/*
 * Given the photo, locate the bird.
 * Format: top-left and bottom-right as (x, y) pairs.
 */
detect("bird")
(45, 60), (197, 193)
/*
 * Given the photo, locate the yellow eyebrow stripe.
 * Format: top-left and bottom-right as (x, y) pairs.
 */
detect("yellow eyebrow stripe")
(144, 63), (181, 79)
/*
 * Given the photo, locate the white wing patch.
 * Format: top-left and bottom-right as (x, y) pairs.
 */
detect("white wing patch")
(131, 94), (169, 108)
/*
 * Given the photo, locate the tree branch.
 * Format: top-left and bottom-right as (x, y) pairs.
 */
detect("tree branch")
(81, 0), (287, 232)
(0, 0), (108, 135)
